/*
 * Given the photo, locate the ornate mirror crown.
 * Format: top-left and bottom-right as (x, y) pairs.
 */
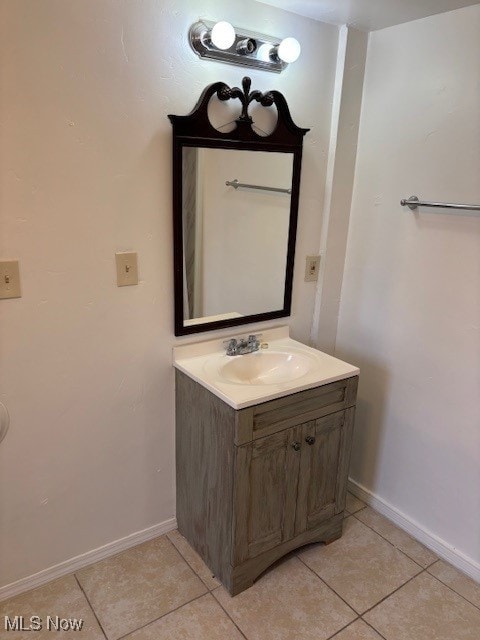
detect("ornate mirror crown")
(169, 76), (309, 143)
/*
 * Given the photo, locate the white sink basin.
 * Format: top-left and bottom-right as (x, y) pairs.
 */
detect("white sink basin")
(173, 326), (359, 409)
(219, 351), (314, 385)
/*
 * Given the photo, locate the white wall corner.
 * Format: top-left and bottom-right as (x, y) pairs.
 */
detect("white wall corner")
(310, 25), (368, 353)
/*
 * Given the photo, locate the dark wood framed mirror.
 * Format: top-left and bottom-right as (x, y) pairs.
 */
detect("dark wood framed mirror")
(169, 77), (309, 336)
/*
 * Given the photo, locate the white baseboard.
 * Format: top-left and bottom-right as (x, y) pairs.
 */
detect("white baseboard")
(0, 517), (177, 602)
(348, 478), (480, 584)
(4, 481), (479, 601)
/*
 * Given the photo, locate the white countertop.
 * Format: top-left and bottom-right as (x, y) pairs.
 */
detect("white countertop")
(173, 326), (359, 410)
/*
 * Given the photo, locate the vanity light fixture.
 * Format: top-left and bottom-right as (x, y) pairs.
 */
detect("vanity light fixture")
(189, 20), (301, 73)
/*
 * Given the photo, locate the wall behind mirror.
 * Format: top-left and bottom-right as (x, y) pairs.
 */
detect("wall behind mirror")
(182, 147), (293, 328)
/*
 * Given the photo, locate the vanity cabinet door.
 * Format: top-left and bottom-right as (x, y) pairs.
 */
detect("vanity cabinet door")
(233, 425), (303, 564)
(295, 409), (354, 535)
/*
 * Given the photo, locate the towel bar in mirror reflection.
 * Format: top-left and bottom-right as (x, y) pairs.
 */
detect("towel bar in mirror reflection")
(225, 178), (292, 194)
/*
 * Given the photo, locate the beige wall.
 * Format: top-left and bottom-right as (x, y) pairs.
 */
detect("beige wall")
(0, 0), (339, 589)
(335, 5), (480, 574)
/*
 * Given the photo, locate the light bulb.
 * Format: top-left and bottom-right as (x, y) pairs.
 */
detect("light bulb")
(210, 21), (235, 50)
(257, 43), (274, 62)
(277, 37), (301, 63)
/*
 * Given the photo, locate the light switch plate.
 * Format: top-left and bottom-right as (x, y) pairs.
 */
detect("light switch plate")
(116, 252), (138, 286)
(304, 255), (320, 282)
(0, 261), (21, 299)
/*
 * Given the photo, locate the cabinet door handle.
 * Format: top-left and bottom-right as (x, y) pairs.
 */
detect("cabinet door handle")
(291, 441), (301, 452)
(305, 436), (316, 446)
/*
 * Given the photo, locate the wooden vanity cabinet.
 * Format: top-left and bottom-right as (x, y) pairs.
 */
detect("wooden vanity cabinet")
(175, 370), (358, 596)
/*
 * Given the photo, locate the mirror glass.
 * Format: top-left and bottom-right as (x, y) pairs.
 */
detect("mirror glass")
(182, 147), (294, 328)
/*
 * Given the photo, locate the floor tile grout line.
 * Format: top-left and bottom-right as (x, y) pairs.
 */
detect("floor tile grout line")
(360, 568), (426, 617)
(210, 587), (250, 640)
(323, 617), (361, 640)
(357, 568), (480, 637)
(74, 536), (166, 580)
(165, 531), (394, 639)
(351, 511), (413, 555)
(73, 574), (109, 640)
(167, 529), (460, 637)
(116, 592), (208, 640)
(348, 505), (367, 516)
(166, 532), (218, 592)
(351, 511), (435, 571)
(357, 507), (479, 602)
(360, 616), (388, 640)
(296, 554), (359, 616)
(163, 534), (211, 591)
(425, 558), (440, 569)
(299, 547), (425, 619)
(424, 568), (480, 613)
(67, 519), (477, 640)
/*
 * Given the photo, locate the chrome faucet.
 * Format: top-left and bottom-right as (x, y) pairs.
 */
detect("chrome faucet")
(224, 334), (261, 356)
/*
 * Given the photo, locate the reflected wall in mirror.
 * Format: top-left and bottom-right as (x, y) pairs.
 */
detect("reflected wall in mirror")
(182, 148), (293, 325)
(169, 77), (309, 336)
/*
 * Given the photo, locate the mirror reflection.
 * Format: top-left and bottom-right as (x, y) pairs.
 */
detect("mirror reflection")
(182, 147), (294, 328)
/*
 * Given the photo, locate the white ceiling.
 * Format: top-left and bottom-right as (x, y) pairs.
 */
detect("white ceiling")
(255, 0), (480, 31)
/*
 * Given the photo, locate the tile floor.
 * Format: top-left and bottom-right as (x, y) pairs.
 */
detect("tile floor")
(1, 494), (479, 640)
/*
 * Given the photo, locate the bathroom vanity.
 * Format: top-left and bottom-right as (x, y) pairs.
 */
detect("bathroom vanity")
(171, 80), (358, 595)
(174, 327), (359, 595)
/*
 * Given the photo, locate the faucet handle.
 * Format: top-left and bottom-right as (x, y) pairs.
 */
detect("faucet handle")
(247, 334), (261, 350)
(223, 338), (238, 356)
